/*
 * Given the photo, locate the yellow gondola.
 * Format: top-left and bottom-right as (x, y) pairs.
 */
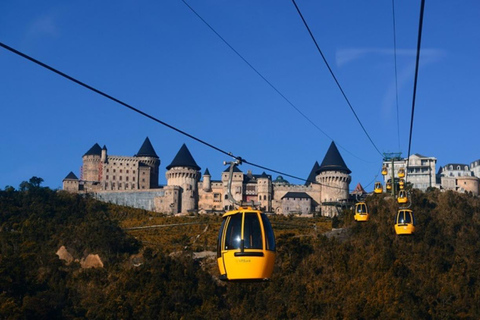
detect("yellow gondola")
(399, 179), (405, 190)
(397, 190), (408, 204)
(398, 167), (405, 178)
(374, 181), (383, 194)
(354, 202), (369, 222)
(217, 207), (276, 281)
(381, 166), (388, 176)
(386, 181), (392, 190)
(394, 209), (415, 235)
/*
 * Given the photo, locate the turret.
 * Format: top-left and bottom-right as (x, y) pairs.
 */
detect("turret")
(135, 137), (160, 189)
(316, 142), (351, 217)
(101, 145), (107, 163)
(166, 144), (201, 213)
(203, 168), (211, 192)
(82, 143), (102, 182)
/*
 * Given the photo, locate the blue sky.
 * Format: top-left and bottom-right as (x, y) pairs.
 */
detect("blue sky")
(1, 0), (479, 191)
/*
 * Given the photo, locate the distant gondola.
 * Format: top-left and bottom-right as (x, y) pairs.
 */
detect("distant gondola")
(381, 166), (388, 176)
(398, 167), (405, 178)
(354, 202), (370, 222)
(394, 209), (415, 235)
(397, 190), (408, 204)
(374, 182), (383, 194)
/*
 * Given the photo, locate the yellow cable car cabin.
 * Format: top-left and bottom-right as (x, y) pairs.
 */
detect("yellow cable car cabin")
(381, 166), (388, 176)
(395, 209), (415, 235)
(398, 167), (405, 178)
(217, 207), (276, 281)
(399, 179), (405, 190)
(374, 182), (383, 194)
(354, 202), (369, 222)
(386, 181), (392, 190)
(397, 190), (408, 204)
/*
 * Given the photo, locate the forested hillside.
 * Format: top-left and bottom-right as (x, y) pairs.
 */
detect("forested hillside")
(1, 183), (479, 319)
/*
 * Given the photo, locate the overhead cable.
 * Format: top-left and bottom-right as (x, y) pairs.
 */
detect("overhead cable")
(0, 41), (347, 190)
(406, 0), (426, 177)
(181, 0), (370, 163)
(392, 0), (401, 151)
(290, 0), (383, 157)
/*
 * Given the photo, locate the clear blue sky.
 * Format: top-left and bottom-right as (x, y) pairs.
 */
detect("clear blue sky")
(1, 1), (479, 191)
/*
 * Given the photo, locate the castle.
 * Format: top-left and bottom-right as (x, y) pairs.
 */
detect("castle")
(63, 138), (352, 216)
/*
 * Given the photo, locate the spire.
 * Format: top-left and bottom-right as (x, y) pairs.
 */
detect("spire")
(63, 171), (78, 180)
(135, 137), (158, 158)
(204, 168), (211, 176)
(83, 143), (102, 156)
(317, 142), (351, 174)
(305, 161), (320, 185)
(166, 144), (201, 171)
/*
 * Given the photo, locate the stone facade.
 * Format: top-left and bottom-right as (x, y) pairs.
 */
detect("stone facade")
(63, 140), (352, 216)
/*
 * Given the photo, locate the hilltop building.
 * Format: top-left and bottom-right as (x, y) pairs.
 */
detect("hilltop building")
(437, 163), (479, 195)
(63, 139), (352, 216)
(382, 154), (437, 192)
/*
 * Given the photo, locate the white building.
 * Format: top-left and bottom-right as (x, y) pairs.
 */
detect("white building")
(383, 153), (437, 192)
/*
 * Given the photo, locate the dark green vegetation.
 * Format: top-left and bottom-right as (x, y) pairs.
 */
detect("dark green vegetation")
(1, 181), (479, 319)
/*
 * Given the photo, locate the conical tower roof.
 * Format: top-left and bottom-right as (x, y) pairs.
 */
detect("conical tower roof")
(63, 171), (78, 180)
(84, 143), (102, 156)
(352, 183), (366, 194)
(305, 161), (320, 185)
(166, 144), (200, 171)
(317, 142), (351, 174)
(135, 137), (158, 158)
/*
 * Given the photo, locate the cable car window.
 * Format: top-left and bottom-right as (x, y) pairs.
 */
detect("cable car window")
(404, 212), (411, 224)
(244, 213), (263, 249)
(217, 219), (226, 258)
(261, 213), (276, 252)
(224, 214), (242, 250)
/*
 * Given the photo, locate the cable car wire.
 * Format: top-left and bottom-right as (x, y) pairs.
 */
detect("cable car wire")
(0, 42), (235, 160)
(290, 0), (383, 157)
(0, 41), (348, 191)
(391, 0), (401, 151)
(405, 0), (426, 179)
(180, 0), (370, 163)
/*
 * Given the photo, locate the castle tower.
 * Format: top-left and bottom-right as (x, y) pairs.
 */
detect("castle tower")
(62, 171), (79, 192)
(316, 142), (351, 217)
(82, 143), (102, 182)
(101, 145), (107, 163)
(166, 144), (201, 213)
(221, 165), (244, 210)
(202, 168), (211, 192)
(257, 172), (272, 211)
(135, 137), (160, 189)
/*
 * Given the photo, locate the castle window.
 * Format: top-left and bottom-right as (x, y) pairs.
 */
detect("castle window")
(126, 177), (129, 181)
(113, 169), (116, 173)
(126, 170), (129, 174)
(133, 170), (136, 174)
(106, 169), (109, 173)
(120, 169), (122, 173)
(133, 177), (136, 181)
(113, 176), (116, 180)
(106, 175), (109, 180)
(263, 195), (266, 200)
(120, 163), (123, 166)
(119, 176), (122, 181)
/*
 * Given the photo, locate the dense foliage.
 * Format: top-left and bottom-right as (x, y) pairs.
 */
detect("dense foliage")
(1, 181), (479, 319)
